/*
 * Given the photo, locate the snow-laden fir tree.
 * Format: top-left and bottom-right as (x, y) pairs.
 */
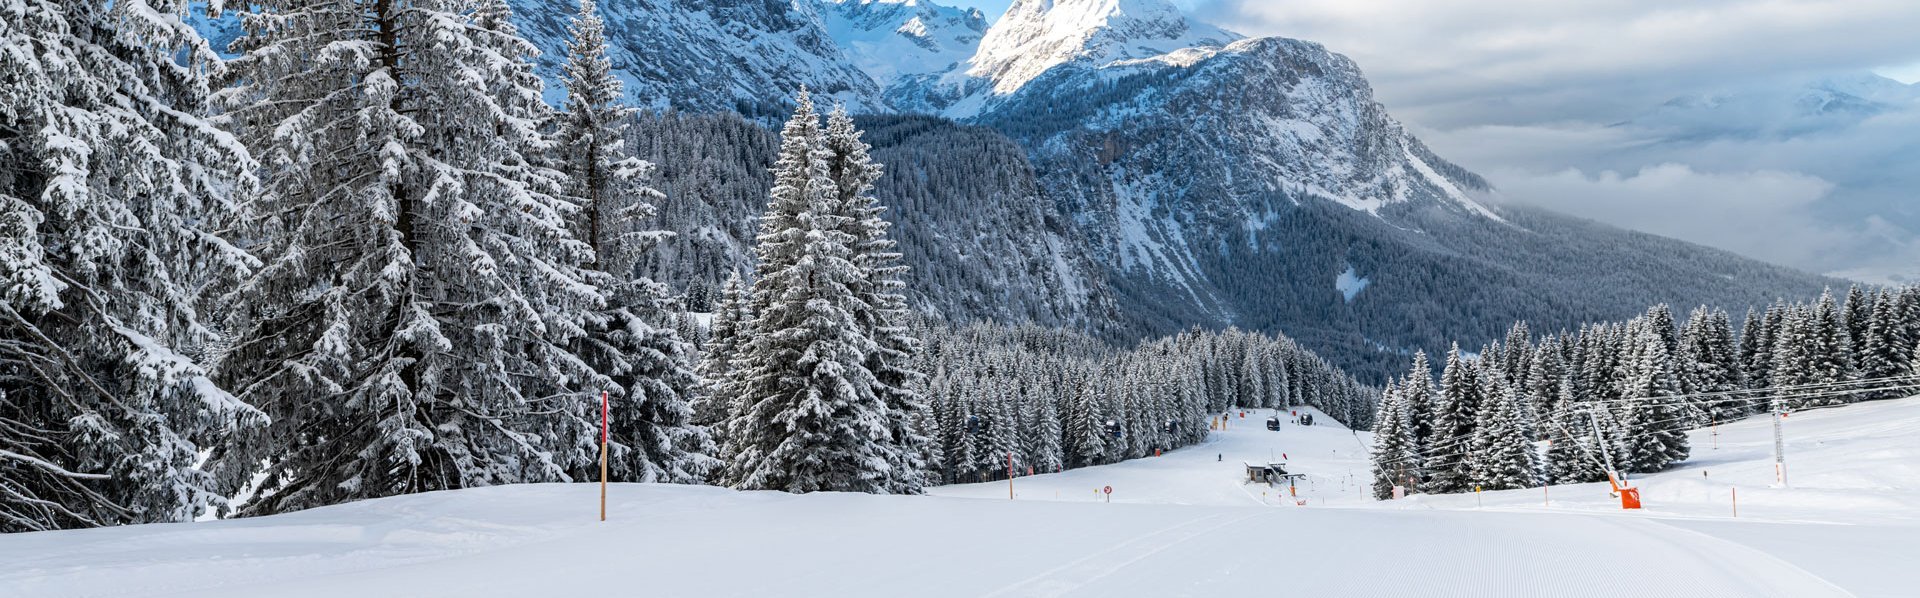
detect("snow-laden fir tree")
(1369, 379), (1416, 499)
(1845, 285), (1872, 357)
(1857, 291), (1910, 401)
(1619, 326), (1690, 472)
(1066, 374), (1110, 468)
(207, 0), (603, 514)
(1498, 321), (1533, 384)
(1422, 345), (1480, 494)
(823, 106), (930, 493)
(1681, 307), (1742, 423)
(1468, 375), (1540, 490)
(1526, 341), (1568, 434)
(1402, 350), (1435, 469)
(1739, 307), (1776, 395)
(692, 272), (750, 428)
(552, 0), (715, 484)
(1807, 289), (1858, 406)
(723, 92), (897, 493)
(1545, 372), (1608, 484)
(1911, 339), (1920, 386)
(1, 0), (261, 530)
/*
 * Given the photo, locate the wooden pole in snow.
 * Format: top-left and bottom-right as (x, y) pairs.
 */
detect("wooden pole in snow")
(600, 390), (609, 522)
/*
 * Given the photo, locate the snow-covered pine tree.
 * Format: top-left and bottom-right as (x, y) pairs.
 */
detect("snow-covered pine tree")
(1756, 303), (1790, 391)
(1898, 288), (1920, 368)
(724, 92), (894, 493)
(1499, 321), (1533, 383)
(1738, 308), (1771, 396)
(693, 272), (750, 428)
(1681, 307), (1741, 423)
(823, 106), (929, 494)
(1845, 285), (1872, 357)
(1526, 341), (1568, 435)
(1911, 339), (1920, 388)
(1469, 376), (1540, 491)
(1369, 380), (1415, 499)
(1807, 289), (1858, 407)
(1, 0), (262, 530)
(1856, 290), (1908, 401)
(1402, 351), (1435, 469)
(208, 0), (607, 513)
(1066, 375), (1109, 468)
(1422, 345), (1480, 494)
(1769, 305), (1818, 406)
(1544, 372), (1606, 484)
(1025, 387), (1064, 474)
(1645, 305), (1681, 364)
(552, 0), (715, 484)
(1619, 326), (1690, 472)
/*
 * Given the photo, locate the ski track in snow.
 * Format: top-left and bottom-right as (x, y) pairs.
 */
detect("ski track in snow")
(6, 401), (1920, 597)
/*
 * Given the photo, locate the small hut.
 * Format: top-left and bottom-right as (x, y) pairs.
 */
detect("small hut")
(1244, 462), (1289, 484)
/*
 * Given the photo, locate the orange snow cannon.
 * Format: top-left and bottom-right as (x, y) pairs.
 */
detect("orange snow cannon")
(1606, 473), (1642, 510)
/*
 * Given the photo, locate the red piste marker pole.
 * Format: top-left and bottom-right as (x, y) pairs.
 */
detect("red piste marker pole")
(1007, 452), (1015, 500)
(600, 390), (609, 522)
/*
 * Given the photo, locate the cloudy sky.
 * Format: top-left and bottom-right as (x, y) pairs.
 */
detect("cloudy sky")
(949, 0), (1920, 283)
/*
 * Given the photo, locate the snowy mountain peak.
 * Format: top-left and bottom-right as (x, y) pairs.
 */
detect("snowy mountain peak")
(819, 0), (988, 93)
(966, 0), (1239, 95)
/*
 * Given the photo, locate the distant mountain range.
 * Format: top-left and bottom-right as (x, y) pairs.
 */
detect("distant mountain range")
(190, 0), (1845, 381)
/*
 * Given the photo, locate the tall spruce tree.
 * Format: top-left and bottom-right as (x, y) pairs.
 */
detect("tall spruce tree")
(1402, 351), (1435, 471)
(823, 107), (930, 494)
(1526, 341), (1568, 434)
(554, 0), (714, 483)
(1544, 373), (1607, 484)
(1681, 307), (1742, 423)
(1422, 345), (1479, 494)
(1740, 307), (1776, 395)
(1369, 380), (1416, 499)
(1469, 376), (1540, 490)
(1, 0), (262, 530)
(1807, 290), (1858, 406)
(723, 92), (896, 493)
(1620, 326), (1690, 472)
(692, 273), (750, 428)
(1855, 291), (1907, 401)
(208, 0), (603, 514)
(1844, 285), (1872, 356)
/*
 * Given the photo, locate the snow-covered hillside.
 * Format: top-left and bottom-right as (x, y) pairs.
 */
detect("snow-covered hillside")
(8, 399), (1916, 597)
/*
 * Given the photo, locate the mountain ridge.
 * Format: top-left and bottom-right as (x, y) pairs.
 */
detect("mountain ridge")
(184, 0), (1846, 382)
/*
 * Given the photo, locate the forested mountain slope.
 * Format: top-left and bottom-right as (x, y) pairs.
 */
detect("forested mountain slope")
(184, 0), (1843, 382)
(631, 112), (1119, 333)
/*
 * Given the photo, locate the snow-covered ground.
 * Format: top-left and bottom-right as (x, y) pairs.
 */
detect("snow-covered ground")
(5, 400), (1917, 597)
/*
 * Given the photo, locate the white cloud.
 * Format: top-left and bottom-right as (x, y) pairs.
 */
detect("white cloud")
(1194, 0), (1920, 126)
(1185, 0), (1920, 280)
(1486, 163), (1920, 281)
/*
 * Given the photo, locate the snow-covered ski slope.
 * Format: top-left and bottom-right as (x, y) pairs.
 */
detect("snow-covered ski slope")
(5, 400), (1918, 597)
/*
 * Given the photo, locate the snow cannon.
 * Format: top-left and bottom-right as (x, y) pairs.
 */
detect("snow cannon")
(1606, 472), (1642, 510)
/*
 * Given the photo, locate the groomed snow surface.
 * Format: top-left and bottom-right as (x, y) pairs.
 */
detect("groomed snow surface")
(6, 399), (1919, 597)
